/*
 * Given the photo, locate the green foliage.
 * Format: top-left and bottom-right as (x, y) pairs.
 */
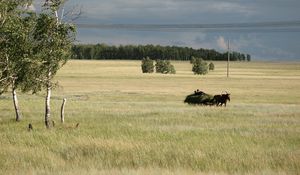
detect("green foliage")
(32, 8), (76, 91)
(209, 62), (215, 71)
(33, 0), (76, 128)
(247, 54), (251, 62)
(191, 58), (208, 75)
(72, 44), (251, 61)
(155, 60), (176, 74)
(190, 56), (196, 64)
(0, 0), (76, 95)
(43, 0), (63, 12)
(0, 0), (35, 94)
(141, 57), (154, 73)
(0, 0), (76, 125)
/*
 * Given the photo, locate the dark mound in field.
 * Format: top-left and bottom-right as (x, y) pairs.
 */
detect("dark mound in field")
(184, 92), (215, 105)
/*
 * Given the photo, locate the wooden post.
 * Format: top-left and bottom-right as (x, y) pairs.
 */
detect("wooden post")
(61, 98), (66, 123)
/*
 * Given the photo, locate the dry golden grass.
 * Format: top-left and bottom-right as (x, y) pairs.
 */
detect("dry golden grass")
(0, 60), (299, 174)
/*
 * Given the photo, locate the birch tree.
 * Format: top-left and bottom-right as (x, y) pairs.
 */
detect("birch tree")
(32, 0), (75, 128)
(0, 0), (35, 121)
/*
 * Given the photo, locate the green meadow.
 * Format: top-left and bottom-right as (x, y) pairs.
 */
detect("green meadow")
(0, 60), (299, 175)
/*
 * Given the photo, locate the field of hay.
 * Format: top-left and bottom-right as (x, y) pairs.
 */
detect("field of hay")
(0, 60), (299, 175)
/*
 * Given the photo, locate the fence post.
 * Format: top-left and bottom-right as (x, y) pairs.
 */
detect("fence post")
(61, 98), (66, 123)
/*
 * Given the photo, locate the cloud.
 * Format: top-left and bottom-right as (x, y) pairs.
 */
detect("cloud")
(69, 0), (300, 60)
(76, 27), (300, 60)
(217, 36), (227, 50)
(200, 1), (256, 15)
(73, 0), (257, 24)
(76, 28), (214, 48)
(220, 34), (296, 60)
(257, 43), (295, 59)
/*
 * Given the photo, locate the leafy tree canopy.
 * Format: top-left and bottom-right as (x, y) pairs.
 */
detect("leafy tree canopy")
(192, 57), (208, 75)
(155, 60), (176, 74)
(141, 57), (154, 73)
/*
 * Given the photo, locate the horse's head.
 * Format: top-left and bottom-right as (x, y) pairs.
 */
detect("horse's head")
(222, 92), (230, 101)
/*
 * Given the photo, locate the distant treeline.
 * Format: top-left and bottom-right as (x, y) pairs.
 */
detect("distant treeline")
(72, 44), (251, 61)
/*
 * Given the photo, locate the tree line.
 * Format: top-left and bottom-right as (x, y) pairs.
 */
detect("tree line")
(72, 44), (251, 61)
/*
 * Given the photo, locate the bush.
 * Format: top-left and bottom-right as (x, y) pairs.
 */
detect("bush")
(192, 58), (208, 75)
(190, 56), (196, 64)
(155, 60), (176, 74)
(141, 57), (154, 73)
(209, 62), (215, 71)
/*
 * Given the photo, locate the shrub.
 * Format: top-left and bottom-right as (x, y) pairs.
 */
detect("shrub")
(141, 57), (154, 73)
(155, 60), (176, 74)
(192, 58), (208, 75)
(209, 62), (215, 71)
(190, 56), (196, 64)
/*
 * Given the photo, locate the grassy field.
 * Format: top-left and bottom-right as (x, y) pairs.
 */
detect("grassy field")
(0, 60), (300, 175)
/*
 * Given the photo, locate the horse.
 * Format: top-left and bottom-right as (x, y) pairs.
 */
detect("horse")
(213, 92), (230, 107)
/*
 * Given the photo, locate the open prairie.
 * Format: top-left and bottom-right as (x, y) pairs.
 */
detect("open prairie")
(0, 60), (300, 175)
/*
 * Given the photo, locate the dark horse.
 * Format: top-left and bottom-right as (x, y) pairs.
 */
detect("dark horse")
(213, 93), (230, 107)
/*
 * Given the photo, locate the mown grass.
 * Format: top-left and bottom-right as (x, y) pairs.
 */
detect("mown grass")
(0, 60), (300, 175)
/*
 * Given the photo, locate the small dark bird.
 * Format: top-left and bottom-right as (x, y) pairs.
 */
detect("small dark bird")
(28, 123), (33, 131)
(75, 123), (79, 128)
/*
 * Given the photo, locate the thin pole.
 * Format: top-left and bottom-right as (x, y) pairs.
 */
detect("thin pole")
(227, 40), (230, 78)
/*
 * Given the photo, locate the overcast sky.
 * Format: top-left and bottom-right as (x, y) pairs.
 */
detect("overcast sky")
(35, 0), (300, 60)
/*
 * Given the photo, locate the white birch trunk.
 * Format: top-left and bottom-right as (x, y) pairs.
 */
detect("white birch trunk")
(12, 86), (22, 122)
(45, 71), (51, 128)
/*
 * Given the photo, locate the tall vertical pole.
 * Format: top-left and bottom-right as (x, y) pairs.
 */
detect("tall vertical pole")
(227, 40), (230, 78)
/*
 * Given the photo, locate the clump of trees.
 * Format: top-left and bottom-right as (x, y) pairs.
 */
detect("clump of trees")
(141, 57), (154, 73)
(209, 62), (215, 71)
(191, 57), (208, 75)
(142, 57), (216, 75)
(141, 58), (176, 74)
(247, 54), (251, 62)
(0, 0), (76, 128)
(155, 60), (176, 74)
(72, 44), (251, 61)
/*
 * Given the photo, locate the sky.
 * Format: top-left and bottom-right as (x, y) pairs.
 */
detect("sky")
(34, 0), (300, 60)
